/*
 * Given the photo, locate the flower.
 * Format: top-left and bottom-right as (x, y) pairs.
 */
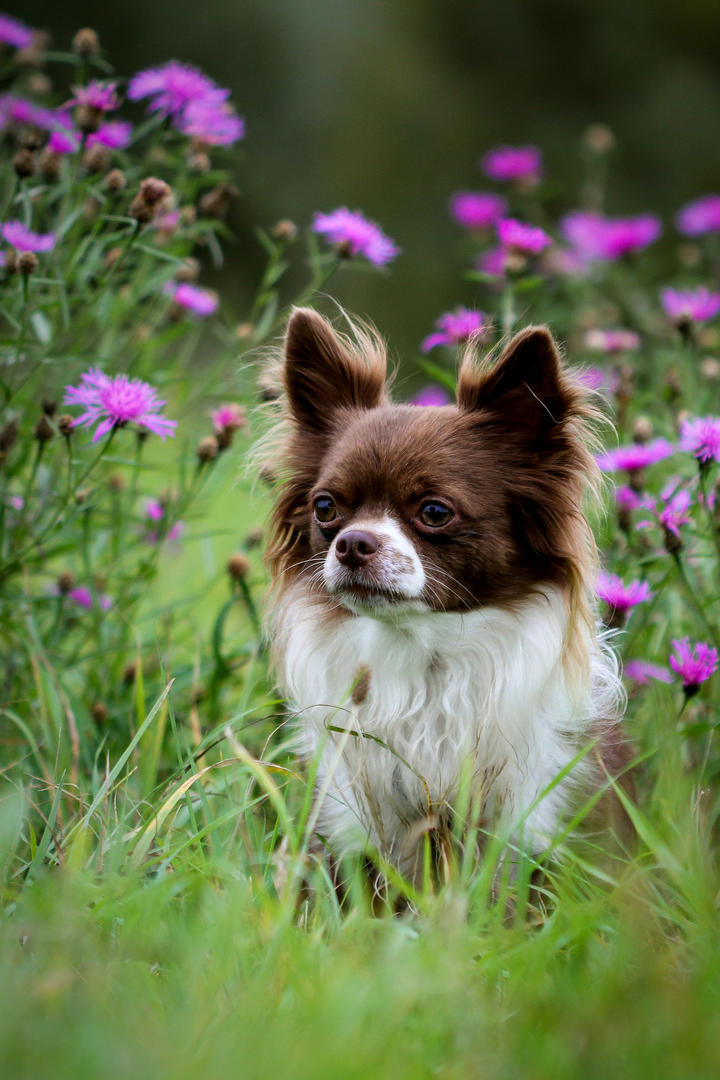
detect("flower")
(596, 571), (652, 619)
(411, 386), (451, 407)
(128, 61), (227, 118)
(48, 129), (80, 154)
(497, 218), (552, 255)
(669, 638), (718, 693)
(146, 499), (164, 521)
(176, 97), (244, 146)
(615, 486), (645, 512)
(596, 438), (674, 474)
(481, 145), (542, 185)
(584, 328), (640, 354)
(679, 416), (720, 465)
(637, 481), (692, 542)
(144, 500), (183, 544)
(68, 586), (112, 611)
(312, 208), (399, 266)
(0, 95), (59, 132)
(449, 191), (507, 230)
(661, 287), (720, 325)
(87, 121), (133, 150)
(63, 369), (177, 442)
(576, 367), (616, 393)
(0, 14), (33, 49)
(562, 211), (661, 260)
(165, 282), (218, 317)
(676, 195), (720, 236)
(2, 220), (55, 253)
(211, 403), (246, 433)
(623, 660), (673, 685)
(475, 246), (506, 277)
(421, 307), (485, 352)
(67, 81), (120, 112)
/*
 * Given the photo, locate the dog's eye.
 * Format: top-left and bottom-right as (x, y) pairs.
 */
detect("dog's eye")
(418, 501), (454, 528)
(313, 495), (338, 524)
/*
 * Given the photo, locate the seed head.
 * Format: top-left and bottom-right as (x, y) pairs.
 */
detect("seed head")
(72, 27), (100, 57)
(196, 435), (219, 463)
(227, 552), (250, 580)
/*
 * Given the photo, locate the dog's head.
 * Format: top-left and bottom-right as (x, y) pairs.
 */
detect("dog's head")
(266, 308), (598, 617)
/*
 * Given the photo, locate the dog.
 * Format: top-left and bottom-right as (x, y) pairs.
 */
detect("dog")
(264, 307), (626, 888)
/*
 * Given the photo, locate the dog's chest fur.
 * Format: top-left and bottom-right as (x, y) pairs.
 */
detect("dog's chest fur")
(273, 584), (619, 874)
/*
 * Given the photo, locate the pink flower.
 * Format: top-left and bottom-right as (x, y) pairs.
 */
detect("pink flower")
(615, 486), (645, 512)
(475, 246), (506, 277)
(577, 367), (615, 393)
(211, 403), (246, 433)
(68, 586), (112, 612)
(676, 195), (720, 237)
(146, 499), (165, 521)
(175, 98), (244, 146)
(312, 208), (399, 267)
(165, 282), (218, 317)
(624, 660), (673, 685)
(679, 416), (720, 465)
(562, 211), (661, 260)
(584, 328), (640, 354)
(411, 386), (451, 407)
(0, 95), (58, 132)
(596, 439), (675, 474)
(2, 220), (55, 253)
(481, 145), (542, 185)
(48, 129), (80, 154)
(638, 482), (692, 540)
(669, 638), (719, 693)
(143, 500), (184, 544)
(421, 307), (485, 352)
(596, 571), (652, 617)
(449, 192), (507, 230)
(0, 14), (33, 49)
(87, 121), (133, 150)
(128, 62), (229, 118)
(497, 218), (552, 255)
(67, 82), (120, 113)
(63, 369), (177, 442)
(661, 287), (720, 325)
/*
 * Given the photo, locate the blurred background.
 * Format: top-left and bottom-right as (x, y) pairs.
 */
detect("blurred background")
(17, 0), (720, 357)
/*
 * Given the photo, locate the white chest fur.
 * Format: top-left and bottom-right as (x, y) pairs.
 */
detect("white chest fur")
(272, 584), (621, 877)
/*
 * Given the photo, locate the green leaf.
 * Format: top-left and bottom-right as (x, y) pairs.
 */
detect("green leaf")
(31, 311), (52, 345)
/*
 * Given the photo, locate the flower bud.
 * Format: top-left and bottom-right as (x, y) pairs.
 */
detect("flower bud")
(27, 73), (52, 96)
(91, 702), (109, 724)
(42, 399), (57, 416)
(75, 488), (90, 504)
(57, 414), (75, 437)
(199, 182), (238, 220)
(245, 527), (263, 549)
(4, 250), (18, 274)
(271, 219), (298, 241)
(196, 435), (219, 463)
(74, 104), (103, 135)
(72, 27), (100, 56)
(122, 662), (137, 686)
(12, 149), (35, 178)
(227, 552), (250, 580)
(632, 416), (653, 444)
(175, 257), (199, 283)
(129, 177), (172, 224)
(0, 419), (20, 453)
(39, 147), (61, 181)
(18, 251), (38, 275)
(584, 123), (615, 154)
(187, 150), (210, 174)
(663, 525), (683, 556)
(235, 322), (255, 342)
(108, 473), (125, 492)
(34, 415), (54, 442)
(104, 246), (123, 269)
(57, 570), (76, 594)
(103, 168), (127, 194)
(700, 357), (720, 381)
(82, 143), (109, 174)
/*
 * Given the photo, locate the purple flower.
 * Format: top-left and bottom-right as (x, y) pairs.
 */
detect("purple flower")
(421, 307), (485, 352)
(676, 195), (720, 237)
(584, 328), (640, 354)
(68, 586), (112, 612)
(661, 287), (720, 325)
(576, 367), (616, 393)
(211, 403), (246, 433)
(449, 191), (507, 230)
(615, 486), (645, 513)
(562, 211), (661, 260)
(48, 129), (80, 154)
(165, 282), (219, 317)
(475, 246), (506, 277)
(497, 218), (552, 255)
(87, 121), (133, 150)
(175, 98), (244, 146)
(481, 145), (542, 185)
(679, 416), (720, 465)
(128, 61), (227, 118)
(669, 638), (719, 693)
(144, 500), (183, 544)
(63, 369), (177, 442)
(146, 499), (165, 521)
(0, 14), (33, 49)
(624, 660), (673, 686)
(596, 439), (675, 475)
(0, 95), (58, 132)
(2, 220), (55, 253)
(312, 208), (399, 267)
(68, 81), (120, 112)
(596, 571), (652, 618)
(638, 481), (692, 540)
(411, 385), (451, 407)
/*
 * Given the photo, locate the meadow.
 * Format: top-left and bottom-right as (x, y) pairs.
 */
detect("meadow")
(1, 16), (719, 1077)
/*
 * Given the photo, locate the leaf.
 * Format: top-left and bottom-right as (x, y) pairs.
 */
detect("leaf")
(416, 359), (458, 393)
(31, 312), (52, 345)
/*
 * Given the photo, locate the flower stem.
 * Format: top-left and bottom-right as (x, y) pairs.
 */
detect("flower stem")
(672, 552), (720, 651)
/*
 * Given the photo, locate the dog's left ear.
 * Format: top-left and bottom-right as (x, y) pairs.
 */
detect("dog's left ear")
(283, 307), (386, 433)
(457, 326), (575, 431)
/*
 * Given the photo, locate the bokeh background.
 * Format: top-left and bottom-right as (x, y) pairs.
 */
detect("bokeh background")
(16, 0), (720, 357)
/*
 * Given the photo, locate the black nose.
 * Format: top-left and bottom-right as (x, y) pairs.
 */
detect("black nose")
(335, 530), (380, 569)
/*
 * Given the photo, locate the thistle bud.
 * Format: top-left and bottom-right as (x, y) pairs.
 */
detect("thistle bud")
(12, 149), (35, 178)
(4, 250), (18, 274)
(39, 147), (61, 181)
(584, 123), (615, 154)
(129, 177), (172, 224)
(42, 399), (57, 416)
(74, 105), (103, 135)
(187, 150), (210, 174)
(57, 570), (76, 594)
(245, 527), (263, 549)
(196, 435), (219, 463)
(175, 257), (199, 283)
(57, 414), (75, 438)
(199, 182), (238, 220)
(72, 27), (100, 57)
(82, 143), (109, 174)
(18, 251), (38, 276)
(227, 552), (250, 580)
(663, 526), (683, 556)
(34, 415), (54, 442)
(271, 219), (298, 241)
(27, 73), (51, 96)
(632, 416), (653, 445)
(103, 168), (126, 194)
(700, 357), (720, 381)
(91, 702), (109, 725)
(0, 419), (19, 453)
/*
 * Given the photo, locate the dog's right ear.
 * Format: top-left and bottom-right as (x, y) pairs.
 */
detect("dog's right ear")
(283, 308), (386, 432)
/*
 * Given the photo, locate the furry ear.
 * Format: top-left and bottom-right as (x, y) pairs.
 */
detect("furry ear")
(283, 307), (386, 431)
(457, 325), (574, 431)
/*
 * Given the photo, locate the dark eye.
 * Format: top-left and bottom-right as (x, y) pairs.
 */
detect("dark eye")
(313, 495), (338, 524)
(418, 501), (454, 528)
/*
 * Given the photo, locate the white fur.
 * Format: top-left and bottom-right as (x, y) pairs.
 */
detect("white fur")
(323, 514), (427, 615)
(272, 579), (623, 882)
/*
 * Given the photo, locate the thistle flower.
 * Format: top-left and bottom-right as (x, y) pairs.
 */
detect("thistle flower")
(679, 416), (720, 465)
(412, 386), (451, 407)
(562, 211), (661, 260)
(475, 246), (506, 277)
(2, 220), (55, 253)
(421, 307), (485, 352)
(144, 500), (183, 544)
(175, 97), (244, 146)
(661, 287), (720, 325)
(68, 586), (112, 612)
(584, 328), (640, 354)
(312, 208), (399, 266)
(48, 129), (80, 154)
(481, 145), (542, 185)
(63, 369), (177, 442)
(211, 403), (246, 434)
(623, 660), (673, 685)
(0, 95), (57, 132)
(449, 192), (507, 230)
(0, 14), (33, 50)
(676, 195), (720, 236)
(128, 61), (228, 118)
(497, 217), (552, 256)
(596, 571), (652, 625)
(596, 439), (674, 475)
(67, 81), (120, 113)
(87, 121), (133, 150)
(577, 367), (616, 393)
(669, 638), (719, 695)
(165, 282), (218, 317)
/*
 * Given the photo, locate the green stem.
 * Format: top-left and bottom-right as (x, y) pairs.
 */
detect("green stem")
(698, 465), (720, 564)
(501, 279), (516, 335)
(672, 552), (720, 650)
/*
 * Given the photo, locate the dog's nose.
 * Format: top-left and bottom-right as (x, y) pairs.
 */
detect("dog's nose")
(335, 530), (380, 569)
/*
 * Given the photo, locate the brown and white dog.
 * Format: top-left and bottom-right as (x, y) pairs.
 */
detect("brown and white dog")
(264, 307), (625, 884)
